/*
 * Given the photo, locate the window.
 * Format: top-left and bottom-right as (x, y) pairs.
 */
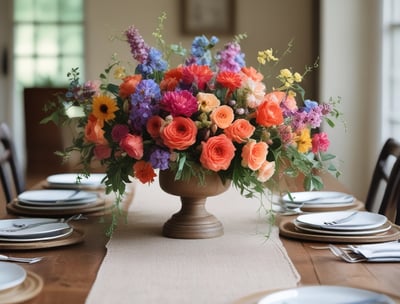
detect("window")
(382, 0), (400, 141)
(13, 0), (84, 87)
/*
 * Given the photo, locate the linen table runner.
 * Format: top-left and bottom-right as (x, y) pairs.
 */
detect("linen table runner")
(86, 179), (300, 304)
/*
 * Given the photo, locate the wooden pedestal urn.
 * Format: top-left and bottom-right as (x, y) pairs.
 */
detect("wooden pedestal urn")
(159, 170), (231, 239)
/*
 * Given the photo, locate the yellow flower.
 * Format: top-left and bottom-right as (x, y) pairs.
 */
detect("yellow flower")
(257, 49), (278, 65)
(294, 72), (302, 83)
(92, 95), (119, 122)
(295, 129), (312, 153)
(113, 66), (126, 79)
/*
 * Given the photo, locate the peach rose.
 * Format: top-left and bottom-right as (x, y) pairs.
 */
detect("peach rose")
(120, 134), (144, 160)
(257, 160), (276, 182)
(93, 144), (111, 160)
(197, 92), (220, 113)
(200, 134), (236, 171)
(160, 116), (197, 150)
(264, 91), (297, 111)
(119, 74), (142, 99)
(210, 105), (234, 129)
(133, 160), (157, 184)
(241, 140), (268, 171)
(84, 115), (106, 144)
(224, 119), (255, 143)
(256, 100), (284, 127)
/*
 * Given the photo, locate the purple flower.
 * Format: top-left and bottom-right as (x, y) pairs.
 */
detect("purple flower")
(136, 47), (168, 77)
(306, 107), (323, 128)
(130, 79), (161, 132)
(216, 42), (245, 72)
(291, 111), (308, 131)
(125, 25), (150, 63)
(160, 90), (198, 117)
(187, 35), (219, 66)
(149, 148), (170, 170)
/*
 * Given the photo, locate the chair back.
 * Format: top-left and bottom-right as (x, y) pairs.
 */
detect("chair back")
(0, 122), (24, 202)
(365, 138), (400, 223)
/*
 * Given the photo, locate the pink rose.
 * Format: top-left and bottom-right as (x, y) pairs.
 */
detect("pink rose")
(120, 134), (144, 160)
(241, 140), (268, 171)
(93, 144), (112, 160)
(257, 161), (275, 182)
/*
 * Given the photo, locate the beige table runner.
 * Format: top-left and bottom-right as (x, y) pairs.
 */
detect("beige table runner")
(86, 178), (300, 304)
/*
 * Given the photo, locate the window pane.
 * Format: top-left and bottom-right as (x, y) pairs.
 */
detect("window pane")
(14, 25), (34, 56)
(15, 58), (35, 87)
(61, 57), (84, 82)
(35, 0), (58, 21)
(392, 0), (400, 22)
(60, 0), (83, 22)
(35, 57), (59, 86)
(14, 0), (34, 21)
(36, 25), (59, 56)
(60, 26), (84, 55)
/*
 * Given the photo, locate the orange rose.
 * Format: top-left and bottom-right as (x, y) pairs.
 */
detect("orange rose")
(200, 134), (236, 171)
(84, 114), (106, 144)
(119, 74), (142, 99)
(210, 105), (234, 129)
(133, 160), (157, 184)
(224, 119), (255, 143)
(256, 100), (284, 127)
(120, 134), (144, 160)
(241, 140), (268, 171)
(146, 115), (164, 139)
(257, 160), (275, 182)
(160, 116), (197, 150)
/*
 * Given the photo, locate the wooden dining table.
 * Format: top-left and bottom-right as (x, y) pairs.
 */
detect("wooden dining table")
(2, 172), (400, 304)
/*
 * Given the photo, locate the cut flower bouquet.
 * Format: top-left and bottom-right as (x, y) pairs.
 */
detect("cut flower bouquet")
(43, 14), (341, 223)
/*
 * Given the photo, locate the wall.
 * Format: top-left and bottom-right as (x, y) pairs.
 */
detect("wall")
(320, 0), (382, 201)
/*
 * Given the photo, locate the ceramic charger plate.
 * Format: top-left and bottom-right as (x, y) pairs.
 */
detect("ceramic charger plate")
(0, 262), (26, 292)
(18, 189), (98, 206)
(257, 286), (395, 304)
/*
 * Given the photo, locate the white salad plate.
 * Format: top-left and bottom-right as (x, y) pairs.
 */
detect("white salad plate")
(296, 211), (388, 231)
(0, 219), (70, 238)
(257, 285), (395, 304)
(46, 173), (106, 188)
(293, 219), (392, 236)
(0, 262), (27, 292)
(18, 190), (98, 205)
(282, 191), (354, 205)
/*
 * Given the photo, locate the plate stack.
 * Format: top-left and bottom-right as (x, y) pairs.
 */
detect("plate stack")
(279, 211), (400, 243)
(7, 189), (112, 217)
(46, 173), (106, 189)
(281, 191), (358, 212)
(0, 262), (43, 303)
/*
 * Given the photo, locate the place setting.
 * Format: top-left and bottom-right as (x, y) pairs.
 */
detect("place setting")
(279, 210), (400, 243)
(0, 261), (43, 303)
(6, 188), (113, 217)
(277, 191), (363, 214)
(44, 173), (106, 190)
(0, 215), (85, 250)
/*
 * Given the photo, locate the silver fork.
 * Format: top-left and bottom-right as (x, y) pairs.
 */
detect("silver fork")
(323, 211), (358, 225)
(0, 254), (43, 264)
(328, 244), (367, 263)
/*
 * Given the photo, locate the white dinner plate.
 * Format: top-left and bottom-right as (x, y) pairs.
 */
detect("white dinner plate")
(47, 173), (106, 188)
(0, 227), (73, 242)
(18, 190), (98, 205)
(0, 262), (27, 291)
(0, 219), (70, 238)
(296, 211), (388, 231)
(282, 191), (354, 205)
(257, 285), (395, 304)
(293, 219), (392, 236)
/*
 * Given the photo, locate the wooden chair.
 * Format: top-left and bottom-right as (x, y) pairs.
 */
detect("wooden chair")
(364, 138), (400, 224)
(0, 122), (25, 203)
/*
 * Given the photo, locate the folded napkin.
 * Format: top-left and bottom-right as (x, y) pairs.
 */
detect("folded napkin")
(349, 241), (400, 261)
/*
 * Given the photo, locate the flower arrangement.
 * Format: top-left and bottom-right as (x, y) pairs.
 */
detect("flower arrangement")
(43, 14), (341, 221)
